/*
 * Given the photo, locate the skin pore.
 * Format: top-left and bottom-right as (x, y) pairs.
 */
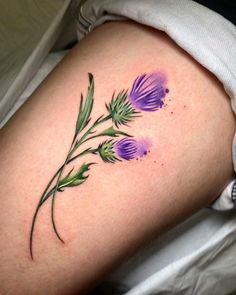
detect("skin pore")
(0, 21), (235, 294)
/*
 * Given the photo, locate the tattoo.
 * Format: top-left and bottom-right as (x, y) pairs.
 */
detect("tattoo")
(29, 72), (169, 259)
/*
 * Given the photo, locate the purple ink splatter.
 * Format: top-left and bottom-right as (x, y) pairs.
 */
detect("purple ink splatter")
(136, 138), (151, 157)
(128, 72), (169, 112)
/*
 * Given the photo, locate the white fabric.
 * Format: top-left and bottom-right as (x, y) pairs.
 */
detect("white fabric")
(4, 51), (67, 121)
(76, 0), (236, 211)
(0, 0), (72, 128)
(125, 215), (236, 295)
(211, 180), (236, 211)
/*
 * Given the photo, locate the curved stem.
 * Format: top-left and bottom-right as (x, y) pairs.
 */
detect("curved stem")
(29, 166), (63, 259)
(29, 185), (63, 259)
(68, 148), (98, 164)
(30, 114), (112, 259)
(29, 203), (43, 260)
(50, 116), (112, 242)
(51, 136), (77, 243)
(78, 134), (103, 145)
(69, 114), (112, 156)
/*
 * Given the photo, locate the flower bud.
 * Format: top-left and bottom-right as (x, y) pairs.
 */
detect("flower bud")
(106, 90), (140, 127)
(98, 139), (119, 163)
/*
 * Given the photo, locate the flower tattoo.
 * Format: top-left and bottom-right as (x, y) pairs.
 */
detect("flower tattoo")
(29, 72), (169, 259)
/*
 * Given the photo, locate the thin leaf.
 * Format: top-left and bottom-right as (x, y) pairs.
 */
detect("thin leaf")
(97, 126), (132, 138)
(76, 73), (94, 134)
(58, 163), (95, 188)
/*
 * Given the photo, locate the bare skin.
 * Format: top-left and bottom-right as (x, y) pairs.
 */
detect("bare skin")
(0, 21), (235, 294)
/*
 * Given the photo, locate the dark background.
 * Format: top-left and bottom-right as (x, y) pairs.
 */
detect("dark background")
(194, 0), (236, 25)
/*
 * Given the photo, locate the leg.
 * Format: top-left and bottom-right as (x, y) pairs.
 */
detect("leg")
(0, 21), (235, 294)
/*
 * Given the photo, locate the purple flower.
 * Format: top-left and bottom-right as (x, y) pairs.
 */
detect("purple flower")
(115, 137), (151, 160)
(129, 72), (169, 111)
(115, 138), (137, 160)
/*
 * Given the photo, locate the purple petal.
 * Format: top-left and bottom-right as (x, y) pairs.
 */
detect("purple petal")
(129, 72), (168, 112)
(115, 138), (138, 160)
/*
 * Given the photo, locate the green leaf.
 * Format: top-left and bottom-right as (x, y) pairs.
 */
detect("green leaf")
(97, 126), (132, 138)
(60, 167), (74, 183)
(58, 163), (94, 188)
(76, 73), (94, 134)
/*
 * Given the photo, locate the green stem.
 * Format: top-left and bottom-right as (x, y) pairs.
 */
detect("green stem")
(29, 166), (63, 259)
(69, 114), (112, 156)
(51, 136), (77, 244)
(40, 187), (60, 207)
(30, 114), (111, 259)
(78, 134), (103, 145)
(50, 115), (111, 242)
(67, 148), (98, 164)
(30, 136), (78, 259)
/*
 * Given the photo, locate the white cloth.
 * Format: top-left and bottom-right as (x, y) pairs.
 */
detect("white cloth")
(0, 0), (73, 128)
(76, 0), (236, 211)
